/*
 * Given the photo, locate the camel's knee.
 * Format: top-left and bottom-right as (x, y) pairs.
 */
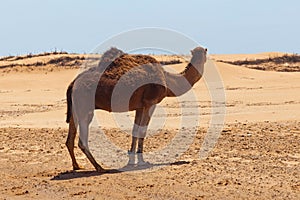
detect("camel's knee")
(66, 138), (74, 152)
(87, 111), (94, 124)
(78, 138), (89, 152)
(66, 131), (76, 147)
(65, 139), (71, 149)
(66, 119), (77, 145)
(78, 139), (84, 150)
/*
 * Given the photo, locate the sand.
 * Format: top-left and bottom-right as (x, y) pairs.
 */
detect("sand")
(0, 52), (299, 199)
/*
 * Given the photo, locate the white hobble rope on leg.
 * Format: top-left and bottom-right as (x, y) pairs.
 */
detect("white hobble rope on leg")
(132, 124), (147, 138)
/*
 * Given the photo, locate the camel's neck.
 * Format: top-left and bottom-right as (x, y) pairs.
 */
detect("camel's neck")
(165, 57), (205, 97)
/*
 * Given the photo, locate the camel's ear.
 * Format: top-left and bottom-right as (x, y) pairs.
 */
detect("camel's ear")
(191, 48), (197, 55)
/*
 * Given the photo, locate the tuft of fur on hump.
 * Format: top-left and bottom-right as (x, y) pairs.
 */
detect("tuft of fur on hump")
(99, 48), (160, 80)
(98, 47), (126, 69)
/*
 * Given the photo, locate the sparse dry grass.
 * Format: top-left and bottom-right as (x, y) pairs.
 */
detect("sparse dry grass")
(218, 54), (300, 72)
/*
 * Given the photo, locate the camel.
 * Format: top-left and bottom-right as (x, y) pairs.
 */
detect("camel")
(65, 46), (207, 172)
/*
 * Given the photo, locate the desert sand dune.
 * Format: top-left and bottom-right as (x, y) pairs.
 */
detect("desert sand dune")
(0, 52), (299, 199)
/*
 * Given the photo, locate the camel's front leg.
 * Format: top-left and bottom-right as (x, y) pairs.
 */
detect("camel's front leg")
(135, 124), (147, 165)
(128, 106), (155, 165)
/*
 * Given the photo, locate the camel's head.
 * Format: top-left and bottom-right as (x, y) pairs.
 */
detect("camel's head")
(191, 46), (207, 56)
(190, 46), (207, 64)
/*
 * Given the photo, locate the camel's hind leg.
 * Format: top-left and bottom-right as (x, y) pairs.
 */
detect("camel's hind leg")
(66, 116), (80, 170)
(78, 120), (106, 173)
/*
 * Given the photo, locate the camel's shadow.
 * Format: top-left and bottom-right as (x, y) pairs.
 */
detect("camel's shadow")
(51, 160), (190, 180)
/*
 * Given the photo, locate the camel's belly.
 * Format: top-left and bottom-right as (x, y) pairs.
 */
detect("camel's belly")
(95, 83), (166, 112)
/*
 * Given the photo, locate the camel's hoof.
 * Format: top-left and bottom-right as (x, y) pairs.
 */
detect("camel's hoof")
(73, 165), (83, 171)
(137, 153), (150, 166)
(137, 161), (151, 166)
(127, 151), (136, 165)
(126, 162), (135, 166)
(96, 166), (106, 173)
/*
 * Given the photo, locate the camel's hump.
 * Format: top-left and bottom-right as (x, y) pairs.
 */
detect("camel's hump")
(101, 53), (161, 80)
(98, 47), (125, 67)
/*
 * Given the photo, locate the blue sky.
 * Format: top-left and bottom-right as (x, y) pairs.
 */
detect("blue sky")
(0, 0), (299, 56)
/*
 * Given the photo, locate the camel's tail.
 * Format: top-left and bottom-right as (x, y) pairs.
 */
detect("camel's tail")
(66, 82), (74, 123)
